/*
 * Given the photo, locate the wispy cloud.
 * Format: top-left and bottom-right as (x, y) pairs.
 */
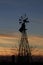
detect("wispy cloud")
(29, 35), (43, 49)
(0, 34), (43, 55)
(0, 34), (43, 48)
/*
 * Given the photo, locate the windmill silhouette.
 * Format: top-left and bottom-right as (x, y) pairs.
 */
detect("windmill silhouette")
(17, 14), (32, 63)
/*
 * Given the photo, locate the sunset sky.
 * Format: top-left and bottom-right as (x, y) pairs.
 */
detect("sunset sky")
(0, 34), (43, 56)
(0, 0), (43, 55)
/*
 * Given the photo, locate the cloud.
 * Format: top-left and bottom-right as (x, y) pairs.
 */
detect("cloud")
(0, 47), (18, 56)
(29, 35), (43, 48)
(31, 48), (43, 56)
(0, 34), (43, 48)
(0, 34), (43, 56)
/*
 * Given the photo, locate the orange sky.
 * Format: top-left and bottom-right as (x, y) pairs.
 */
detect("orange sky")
(0, 34), (43, 56)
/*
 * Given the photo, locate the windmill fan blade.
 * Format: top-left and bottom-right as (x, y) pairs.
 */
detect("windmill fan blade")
(19, 22), (22, 24)
(21, 16), (23, 19)
(26, 21), (29, 22)
(25, 18), (28, 20)
(19, 19), (21, 21)
(23, 19), (29, 23)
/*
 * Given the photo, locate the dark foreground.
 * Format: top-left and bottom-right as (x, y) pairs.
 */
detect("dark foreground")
(0, 55), (43, 65)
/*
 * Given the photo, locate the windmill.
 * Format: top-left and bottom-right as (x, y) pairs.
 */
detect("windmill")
(17, 14), (32, 63)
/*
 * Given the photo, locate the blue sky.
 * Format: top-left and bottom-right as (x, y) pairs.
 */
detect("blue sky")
(0, 0), (43, 36)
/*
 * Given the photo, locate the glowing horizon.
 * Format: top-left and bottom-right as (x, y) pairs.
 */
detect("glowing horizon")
(0, 34), (43, 56)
